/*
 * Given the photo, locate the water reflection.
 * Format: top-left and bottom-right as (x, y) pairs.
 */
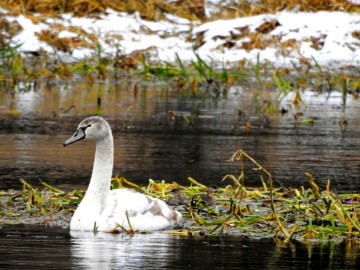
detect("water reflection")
(70, 231), (360, 269)
(70, 231), (182, 269)
(1, 82), (360, 192)
(2, 130), (360, 192)
(1, 225), (360, 269)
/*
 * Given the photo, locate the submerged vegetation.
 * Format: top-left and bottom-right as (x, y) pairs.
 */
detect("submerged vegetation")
(1, 149), (360, 242)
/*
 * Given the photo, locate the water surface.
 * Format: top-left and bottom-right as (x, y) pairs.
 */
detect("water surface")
(1, 225), (359, 269)
(1, 82), (360, 192)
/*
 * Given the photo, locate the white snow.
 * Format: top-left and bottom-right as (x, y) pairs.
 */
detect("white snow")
(2, 6), (360, 69)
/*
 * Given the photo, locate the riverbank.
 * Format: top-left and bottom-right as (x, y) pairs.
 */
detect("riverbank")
(1, 1), (360, 70)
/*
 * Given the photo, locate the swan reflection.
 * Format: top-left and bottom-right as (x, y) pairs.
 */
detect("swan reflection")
(70, 231), (180, 269)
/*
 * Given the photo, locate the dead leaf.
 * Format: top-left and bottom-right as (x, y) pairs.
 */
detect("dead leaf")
(256, 20), (281, 34)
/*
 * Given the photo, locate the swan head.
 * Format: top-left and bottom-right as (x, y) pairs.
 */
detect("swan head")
(63, 116), (111, 146)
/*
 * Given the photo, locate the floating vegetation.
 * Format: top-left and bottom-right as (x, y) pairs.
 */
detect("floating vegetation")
(1, 149), (360, 242)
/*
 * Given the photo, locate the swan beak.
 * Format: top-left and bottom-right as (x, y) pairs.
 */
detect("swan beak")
(63, 128), (86, 146)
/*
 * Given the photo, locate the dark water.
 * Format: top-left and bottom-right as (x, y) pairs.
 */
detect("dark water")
(1, 82), (360, 192)
(2, 130), (360, 193)
(1, 225), (359, 269)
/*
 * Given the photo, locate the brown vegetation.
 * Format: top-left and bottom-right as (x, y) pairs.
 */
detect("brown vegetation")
(209, 0), (360, 19)
(0, 0), (206, 20)
(0, 0), (359, 22)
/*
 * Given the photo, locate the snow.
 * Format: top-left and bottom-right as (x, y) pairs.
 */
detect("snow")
(2, 6), (360, 69)
(192, 11), (360, 67)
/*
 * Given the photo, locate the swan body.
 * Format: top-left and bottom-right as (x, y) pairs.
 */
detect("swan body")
(64, 116), (183, 232)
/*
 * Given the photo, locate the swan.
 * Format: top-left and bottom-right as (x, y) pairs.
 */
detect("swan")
(63, 116), (183, 232)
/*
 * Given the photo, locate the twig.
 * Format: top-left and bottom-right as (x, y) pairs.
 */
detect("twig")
(125, 210), (135, 234)
(230, 149), (292, 240)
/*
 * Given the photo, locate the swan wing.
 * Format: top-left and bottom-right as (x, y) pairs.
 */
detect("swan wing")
(97, 189), (183, 232)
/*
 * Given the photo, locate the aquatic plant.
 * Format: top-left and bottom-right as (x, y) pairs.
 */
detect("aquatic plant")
(250, 53), (267, 90)
(0, 43), (24, 89)
(1, 149), (359, 242)
(139, 49), (237, 98)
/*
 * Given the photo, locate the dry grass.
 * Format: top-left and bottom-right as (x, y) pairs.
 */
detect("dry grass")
(0, 0), (359, 22)
(209, 0), (360, 20)
(0, 0), (206, 20)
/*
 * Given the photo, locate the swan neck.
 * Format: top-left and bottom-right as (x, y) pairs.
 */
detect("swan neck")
(85, 133), (114, 211)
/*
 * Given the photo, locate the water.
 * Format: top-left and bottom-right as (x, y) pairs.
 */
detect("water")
(1, 225), (359, 269)
(1, 81), (360, 268)
(1, 81), (360, 192)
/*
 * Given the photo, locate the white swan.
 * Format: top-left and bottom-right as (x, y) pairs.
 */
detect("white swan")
(64, 116), (183, 232)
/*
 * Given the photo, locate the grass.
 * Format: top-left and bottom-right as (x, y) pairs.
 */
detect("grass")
(1, 37), (359, 129)
(1, 0), (359, 21)
(1, 32), (359, 133)
(139, 49), (239, 97)
(1, 0), (360, 105)
(1, 149), (360, 242)
(0, 0), (207, 20)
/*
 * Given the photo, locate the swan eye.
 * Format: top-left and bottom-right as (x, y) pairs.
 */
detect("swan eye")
(76, 125), (90, 137)
(80, 124), (92, 131)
